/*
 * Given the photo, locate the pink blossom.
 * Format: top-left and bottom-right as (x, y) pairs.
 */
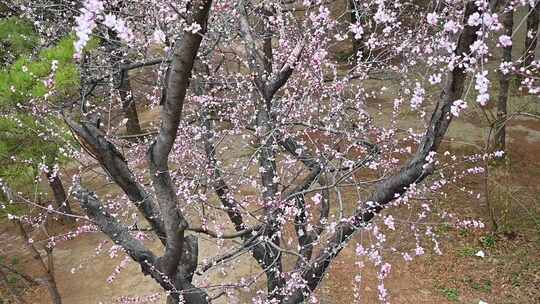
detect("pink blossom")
(451, 100), (468, 117)
(428, 73), (442, 85)
(377, 283), (388, 302)
(467, 12), (482, 27)
(444, 20), (460, 33)
(73, 0), (104, 56)
(384, 215), (395, 230)
(185, 22), (202, 34)
(402, 252), (413, 262)
(426, 12), (439, 26)
(103, 14), (117, 28)
(410, 82), (425, 109)
(379, 263), (391, 279)
(470, 40), (489, 55)
(474, 71), (490, 105)
(152, 29), (166, 44)
(349, 22), (364, 39)
(498, 35), (512, 47)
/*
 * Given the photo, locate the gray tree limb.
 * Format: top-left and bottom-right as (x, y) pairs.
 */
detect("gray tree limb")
(146, 1), (212, 302)
(64, 117), (166, 243)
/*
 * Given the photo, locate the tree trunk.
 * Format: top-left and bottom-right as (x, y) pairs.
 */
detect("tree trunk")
(495, 3), (514, 152)
(43, 248), (62, 304)
(103, 13), (143, 137)
(119, 68), (143, 136)
(17, 221), (62, 304)
(522, 1), (539, 73)
(45, 171), (73, 223)
(43, 278), (62, 304)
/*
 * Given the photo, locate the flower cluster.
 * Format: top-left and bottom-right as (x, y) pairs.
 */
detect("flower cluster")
(74, 0), (104, 57)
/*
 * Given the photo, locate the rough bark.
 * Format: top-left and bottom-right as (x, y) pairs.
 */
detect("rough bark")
(72, 187), (168, 286)
(74, 186), (206, 304)
(43, 247), (62, 304)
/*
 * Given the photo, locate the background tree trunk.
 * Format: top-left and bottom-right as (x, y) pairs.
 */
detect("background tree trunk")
(45, 171), (73, 223)
(43, 247), (62, 304)
(119, 68), (142, 136)
(17, 221), (62, 304)
(106, 2), (143, 137)
(522, 1), (539, 73)
(495, 3), (514, 152)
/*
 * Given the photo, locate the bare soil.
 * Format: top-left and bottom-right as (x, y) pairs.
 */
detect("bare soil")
(0, 97), (536, 304)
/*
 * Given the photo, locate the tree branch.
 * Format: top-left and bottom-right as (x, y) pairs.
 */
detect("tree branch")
(71, 185), (187, 292)
(146, 0), (212, 285)
(282, 3), (482, 302)
(64, 117), (166, 243)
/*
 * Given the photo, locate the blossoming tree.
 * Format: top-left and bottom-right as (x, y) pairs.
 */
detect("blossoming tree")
(3, 0), (539, 303)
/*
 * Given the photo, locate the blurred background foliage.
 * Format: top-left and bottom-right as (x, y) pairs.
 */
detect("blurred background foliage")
(0, 16), (82, 215)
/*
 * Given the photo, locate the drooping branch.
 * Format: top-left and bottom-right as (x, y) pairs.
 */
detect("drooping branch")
(74, 188), (207, 304)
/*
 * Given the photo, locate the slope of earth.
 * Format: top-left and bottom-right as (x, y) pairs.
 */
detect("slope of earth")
(0, 92), (536, 304)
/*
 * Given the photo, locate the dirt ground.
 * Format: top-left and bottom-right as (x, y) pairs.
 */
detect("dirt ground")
(0, 96), (538, 304)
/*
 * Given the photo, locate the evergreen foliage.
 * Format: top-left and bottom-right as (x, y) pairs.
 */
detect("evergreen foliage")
(0, 17), (79, 196)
